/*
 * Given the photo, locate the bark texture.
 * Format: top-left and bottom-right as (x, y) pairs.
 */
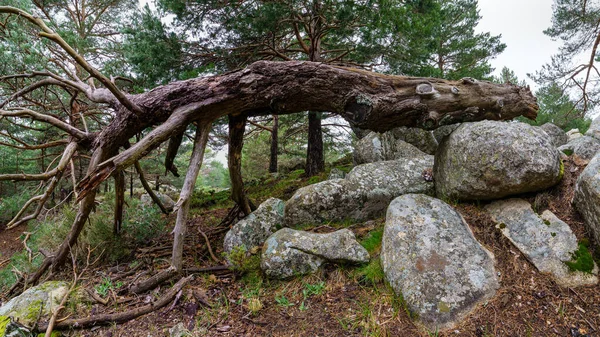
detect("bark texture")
(306, 111), (324, 176)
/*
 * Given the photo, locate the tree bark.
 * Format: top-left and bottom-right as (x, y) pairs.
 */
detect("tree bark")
(228, 114), (254, 215)
(269, 115), (278, 173)
(113, 170), (125, 234)
(305, 111), (324, 176)
(134, 161), (168, 214)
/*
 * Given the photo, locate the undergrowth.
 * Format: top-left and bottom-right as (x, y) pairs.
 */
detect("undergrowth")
(0, 195), (168, 292)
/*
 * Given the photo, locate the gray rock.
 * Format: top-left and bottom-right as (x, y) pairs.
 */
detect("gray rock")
(432, 124), (461, 144)
(285, 156), (434, 226)
(434, 121), (563, 200)
(558, 136), (600, 162)
(391, 126), (439, 155)
(486, 199), (598, 287)
(353, 132), (427, 164)
(381, 194), (498, 331)
(261, 228), (369, 279)
(540, 123), (568, 147)
(169, 322), (189, 337)
(0, 281), (68, 328)
(327, 168), (346, 180)
(574, 152), (600, 245)
(586, 116), (600, 141)
(223, 198), (285, 256)
(567, 128), (583, 142)
(140, 193), (175, 211)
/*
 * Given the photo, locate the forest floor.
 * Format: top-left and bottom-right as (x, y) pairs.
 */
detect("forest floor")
(1, 159), (600, 337)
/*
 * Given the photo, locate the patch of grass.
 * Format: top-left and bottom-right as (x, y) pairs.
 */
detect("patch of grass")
(356, 258), (385, 285)
(564, 243), (595, 274)
(360, 229), (383, 254)
(561, 149), (574, 156)
(189, 189), (231, 209)
(299, 281), (326, 311)
(275, 294), (294, 307)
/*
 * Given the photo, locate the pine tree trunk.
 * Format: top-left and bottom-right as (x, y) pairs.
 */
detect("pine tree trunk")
(269, 115), (279, 173)
(305, 111), (324, 176)
(228, 114), (254, 215)
(114, 170), (125, 234)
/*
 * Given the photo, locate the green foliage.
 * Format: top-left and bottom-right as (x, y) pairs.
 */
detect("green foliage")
(123, 5), (189, 87)
(360, 229), (384, 255)
(390, 0), (505, 80)
(95, 277), (123, 297)
(275, 294), (294, 307)
(190, 189), (231, 209)
(356, 258), (385, 286)
(299, 281), (326, 311)
(564, 243), (595, 274)
(520, 82), (591, 132)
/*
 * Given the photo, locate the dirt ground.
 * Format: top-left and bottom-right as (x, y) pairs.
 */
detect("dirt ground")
(1, 157), (599, 336)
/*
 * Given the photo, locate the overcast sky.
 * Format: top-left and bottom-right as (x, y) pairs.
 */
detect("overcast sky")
(476, 0), (561, 89)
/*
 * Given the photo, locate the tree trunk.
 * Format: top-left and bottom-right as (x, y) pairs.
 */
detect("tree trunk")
(114, 170), (125, 234)
(228, 114), (254, 215)
(305, 111), (324, 176)
(269, 115), (278, 173)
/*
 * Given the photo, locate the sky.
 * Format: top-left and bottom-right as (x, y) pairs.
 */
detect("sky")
(476, 0), (561, 89)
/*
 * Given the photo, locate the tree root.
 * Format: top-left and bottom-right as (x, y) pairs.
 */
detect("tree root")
(37, 275), (193, 331)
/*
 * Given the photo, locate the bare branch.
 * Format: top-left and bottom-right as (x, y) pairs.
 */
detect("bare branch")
(0, 108), (88, 140)
(0, 6), (144, 115)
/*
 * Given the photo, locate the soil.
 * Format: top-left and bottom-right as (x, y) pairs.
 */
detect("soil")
(1, 157), (599, 336)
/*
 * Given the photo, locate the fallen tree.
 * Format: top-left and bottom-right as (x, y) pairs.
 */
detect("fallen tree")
(0, 5), (538, 295)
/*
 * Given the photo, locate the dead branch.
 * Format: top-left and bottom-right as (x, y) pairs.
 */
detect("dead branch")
(134, 161), (168, 214)
(6, 142), (78, 228)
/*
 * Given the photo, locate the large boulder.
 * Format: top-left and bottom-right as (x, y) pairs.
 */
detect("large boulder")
(539, 123), (568, 147)
(558, 136), (600, 162)
(223, 198), (285, 256)
(285, 156), (434, 226)
(586, 116), (600, 141)
(353, 132), (427, 164)
(0, 281), (68, 328)
(434, 121), (563, 200)
(140, 192), (175, 211)
(574, 152), (600, 245)
(486, 199), (598, 287)
(261, 228), (369, 279)
(381, 194), (498, 331)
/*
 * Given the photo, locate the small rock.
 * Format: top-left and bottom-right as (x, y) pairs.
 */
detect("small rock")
(381, 194), (498, 331)
(558, 136), (600, 163)
(432, 124), (461, 144)
(353, 132), (427, 164)
(223, 198), (285, 257)
(586, 116), (600, 141)
(140, 193), (175, 211)
(486, 199), (598, 287)
(567, 128), (583, 142)
(540, 123), (568, 147)
(168, 322), (189, 337)
(327, 168), (346, 180)
(261, 228), (369, 279)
